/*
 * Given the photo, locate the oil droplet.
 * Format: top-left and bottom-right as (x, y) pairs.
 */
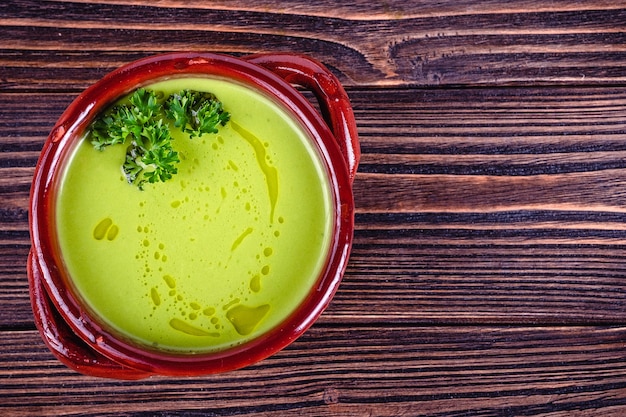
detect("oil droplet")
(150, 288), (161, 306)
(143, 239), (150, 247)
(190, 302), (201, 310)
(231, 227), (253, 251)
(274, 230), (280, 237)
(223, 298), (240, 310)
(189, 312), (198, 320)
(159, 243), (165, 250)
(261, 265), (270, 275)
(93, 218), (113, 240)
(106, 224), (119, 241)
(250, 274), (261, 292)
(221, 187), (227, 198)
(263, 247), (273, 257)
(231, 121), (278, 223)
(154, 251), (160, 260)
(226, 304), (270, 336)
(171, 200), (181, 208)
(228, 160), (239, 171)
(203, 307), (215, 316)
(163, 275), (176, 288)
(169, 318), (219, 337)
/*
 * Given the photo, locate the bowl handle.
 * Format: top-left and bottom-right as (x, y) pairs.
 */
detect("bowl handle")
(28, 251), (151, 380)
(244, 53), (360, 184)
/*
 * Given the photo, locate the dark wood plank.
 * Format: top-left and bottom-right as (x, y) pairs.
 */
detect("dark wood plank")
(4, 85), (626, 327)
(3, 326), (626, 416)
(51, 0), (626, 18)
(3, 1), (626, 414)
(1, 0), (625, 89)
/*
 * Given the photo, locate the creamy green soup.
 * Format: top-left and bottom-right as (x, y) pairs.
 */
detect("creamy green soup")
(56, 77), (333, 353)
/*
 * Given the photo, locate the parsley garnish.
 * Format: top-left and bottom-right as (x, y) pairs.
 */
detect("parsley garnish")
(165, 90), (230, 138)
(90, 88), (230, 190)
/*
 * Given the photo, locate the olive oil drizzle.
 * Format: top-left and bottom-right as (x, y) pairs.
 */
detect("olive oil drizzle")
(231, 121), (279, 223)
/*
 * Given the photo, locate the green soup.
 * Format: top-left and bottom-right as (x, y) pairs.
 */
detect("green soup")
(56, 78), (333, 353)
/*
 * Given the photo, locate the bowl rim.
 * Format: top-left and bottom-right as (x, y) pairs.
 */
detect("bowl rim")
(29, 52), (355, 376)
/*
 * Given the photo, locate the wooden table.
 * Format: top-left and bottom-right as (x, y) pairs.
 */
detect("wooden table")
(3, 1), (626, 415)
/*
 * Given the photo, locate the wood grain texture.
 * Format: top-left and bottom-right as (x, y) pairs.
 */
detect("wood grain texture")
(4, 87), (626, 326)
(4, 326), (626, 416)
(3, 0), (626, 415)
(1, 1), (626, 88)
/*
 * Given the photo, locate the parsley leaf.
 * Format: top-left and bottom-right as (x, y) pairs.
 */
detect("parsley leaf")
(165, 90), (230, 138)
(89, 88), (229, 190)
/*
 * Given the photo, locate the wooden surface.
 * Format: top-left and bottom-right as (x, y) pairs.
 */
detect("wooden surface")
(3, 1), (626, 415)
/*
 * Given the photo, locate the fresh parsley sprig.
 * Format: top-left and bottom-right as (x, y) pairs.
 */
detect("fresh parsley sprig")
(165, 90), (231, 138)
(89, 88), (230, 190)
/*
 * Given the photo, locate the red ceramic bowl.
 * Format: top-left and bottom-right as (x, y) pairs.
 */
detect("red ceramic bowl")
(28, 52), (359, 379)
